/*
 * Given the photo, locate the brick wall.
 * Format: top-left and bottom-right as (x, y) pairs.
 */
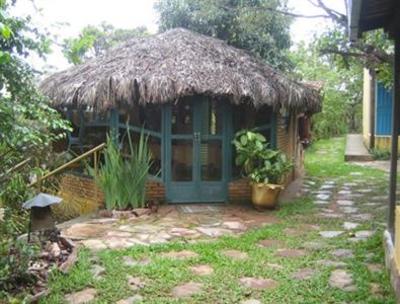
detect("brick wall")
(228, 178), (251, 202)
(59, 173), (166, 209)
(276, 112), (303, 185)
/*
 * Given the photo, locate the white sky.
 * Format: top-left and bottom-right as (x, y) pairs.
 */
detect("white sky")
(12, 0), (346, 72)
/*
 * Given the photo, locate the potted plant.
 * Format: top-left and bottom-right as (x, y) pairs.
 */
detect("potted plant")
(233, 130), (292, 210)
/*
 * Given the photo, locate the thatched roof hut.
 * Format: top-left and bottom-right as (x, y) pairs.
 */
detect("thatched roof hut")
(40, 28), (321, 113)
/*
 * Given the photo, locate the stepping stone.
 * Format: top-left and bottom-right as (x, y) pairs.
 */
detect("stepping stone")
(190, 265), (214, 276)
(351, 213), (373, 221)
(65, 288), (97, 304)
(337, 200), (354, 206)
(367, 263), (383, 273)
(319, 231), (344, 238)
(302, 241), (326, 250)
(104, 237), (144, 249)
(169, 227), (198, 237)
(172, 282), (203, 298)
(329, 270), (356, 291)
(221, 249), (248, 260)
(316, 260), (346, 269)
(319, 213), (343, 219)
(291, 268), (316, 280)
(196, 227), (232, 237)
(222, 221), (247, 231)
(241, 300), (262, 304)
(357, 189), (373, 193)
(355, 230), (374, 238)
(320, 184), (335, 190)
(127, 276), (145, 291)
(276, 248), (306, 258)
(314, 200), (330, 205)
(343, 222), (359, 230)
(106, 231), (132, 238)
(90, 264), (105, 280)
(81, 239), (107, 251)
(123, 256), (150, 267)
(332, 249), (353, 258)
(116, 295), (143, 304)
(162, 250), (199, 260)
(340, 207), (358, 214)
(316, 194), (331, 201)
(239, 277), (278, 290)
(258, 239), (285, 248)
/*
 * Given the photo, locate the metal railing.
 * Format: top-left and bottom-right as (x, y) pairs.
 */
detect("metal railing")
(29, 143), (106, 190)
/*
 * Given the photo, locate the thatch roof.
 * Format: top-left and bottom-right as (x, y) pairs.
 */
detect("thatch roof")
(40, 28), (322, 113)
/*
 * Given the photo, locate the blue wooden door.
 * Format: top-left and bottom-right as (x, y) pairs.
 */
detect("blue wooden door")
(165, 97), (228, 203)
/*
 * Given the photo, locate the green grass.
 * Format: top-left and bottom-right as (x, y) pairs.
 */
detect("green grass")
(39, 137), (395, 303)
(305, 137), (386, 180)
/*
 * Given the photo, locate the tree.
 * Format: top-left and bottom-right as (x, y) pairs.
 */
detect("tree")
(155, 0), (293, 70)
(274, 0), (393, 84)
(62, 22), (149, 65)
(1, 0), (70, 167)
(290, 42), (363, 138)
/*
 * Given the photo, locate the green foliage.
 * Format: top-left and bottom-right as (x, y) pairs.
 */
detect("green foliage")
(92, 130), (154, 210)
(233, 130), (292, 184)
(155, 0), (293, 70)
(62, 22), (149, 65)
(290, 42), (363, 139)
(0, 174), (32, 238)
(369, 148), (391, 161)
(0, 239), (38, 296)
(0, 0), (71, 191)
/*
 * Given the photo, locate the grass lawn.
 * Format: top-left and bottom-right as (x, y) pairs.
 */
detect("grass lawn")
(41, 137), (396, 303)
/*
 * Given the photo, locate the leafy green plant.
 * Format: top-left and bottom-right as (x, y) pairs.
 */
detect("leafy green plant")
(233, 130), (292, 184)
(0, 239), (38, 296)
(91, 128), (154, 210)
(369, 148), (391, 160)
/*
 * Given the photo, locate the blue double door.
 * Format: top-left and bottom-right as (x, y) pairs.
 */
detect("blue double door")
(165, 97), (229, 203)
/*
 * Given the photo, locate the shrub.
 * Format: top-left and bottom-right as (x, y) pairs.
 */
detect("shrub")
(0, 239), (38, 296)
(0, 174), (31, 238)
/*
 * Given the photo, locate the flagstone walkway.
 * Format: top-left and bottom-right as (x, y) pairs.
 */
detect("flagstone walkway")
(60, 204), (280, 251)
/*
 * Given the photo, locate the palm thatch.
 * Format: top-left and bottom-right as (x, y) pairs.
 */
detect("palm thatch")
(40, 28), (322, 113)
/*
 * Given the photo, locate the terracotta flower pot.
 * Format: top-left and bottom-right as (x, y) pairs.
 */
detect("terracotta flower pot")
(251, 183), (283, 210)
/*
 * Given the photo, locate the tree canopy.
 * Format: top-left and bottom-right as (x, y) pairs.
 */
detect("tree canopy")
(0, 0), (69, 175)
(62, 22), (149, 65)
(155, 0), (293, 71)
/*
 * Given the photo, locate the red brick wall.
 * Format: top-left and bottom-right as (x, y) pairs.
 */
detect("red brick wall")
(228, 178), (251, 202)
(59, 173), (165, 207)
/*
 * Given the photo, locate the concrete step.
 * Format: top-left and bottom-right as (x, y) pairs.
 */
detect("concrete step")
(345, 134), (374, 162)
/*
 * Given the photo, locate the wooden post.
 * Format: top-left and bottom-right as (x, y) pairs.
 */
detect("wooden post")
(388, 36), (400, 240)
(370, 69), (376, 149)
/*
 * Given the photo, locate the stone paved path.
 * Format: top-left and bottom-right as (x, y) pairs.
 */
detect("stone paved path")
(59, 204), (279, 250)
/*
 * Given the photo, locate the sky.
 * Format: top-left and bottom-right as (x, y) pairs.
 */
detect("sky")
(12, 0), (346, 72)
